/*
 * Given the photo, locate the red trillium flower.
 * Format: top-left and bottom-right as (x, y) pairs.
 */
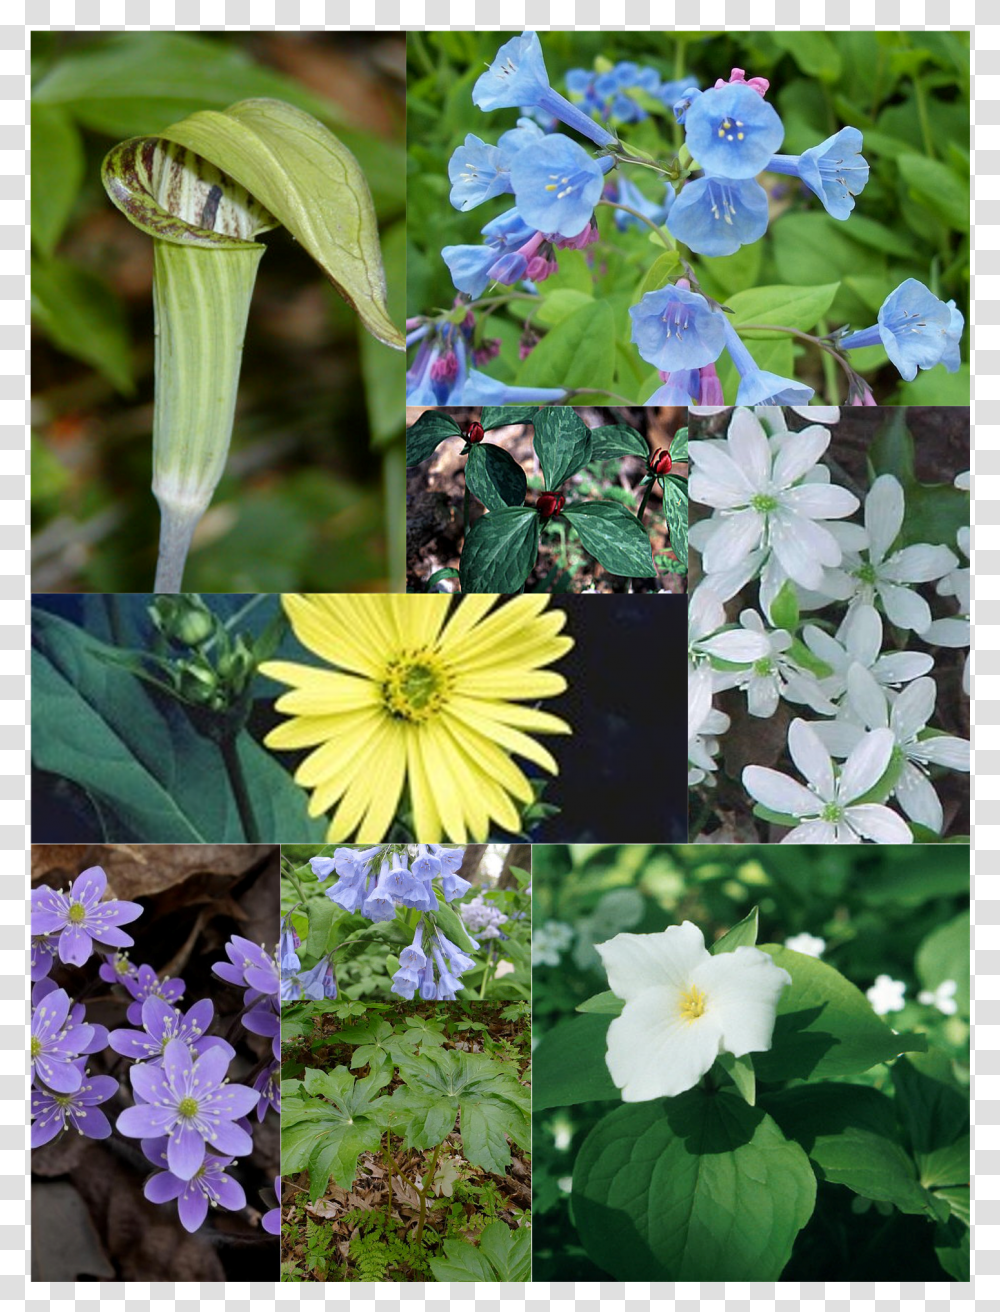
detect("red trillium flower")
(649, 449), (673, 476)
(537, 492), (565, 519)
(465, 420), (485, 443)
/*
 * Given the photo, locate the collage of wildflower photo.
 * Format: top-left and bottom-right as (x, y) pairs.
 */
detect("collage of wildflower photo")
(29, 25), (971, 1287)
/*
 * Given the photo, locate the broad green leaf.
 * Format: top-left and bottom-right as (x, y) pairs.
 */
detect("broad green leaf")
(770, 580), (800, 632)
(576, 991), (625, 1016)
(563, 502), (656, 577)
(919, 1135), (969, 1192)
(896, 154), (970, 233)
(532, 407), (593, 491)
(772, 31), (843, 79)
(754, 945), (927, 1082)
(891, 1054), (969, 1164)
(515, 300), (616, 395)
(935, 1218), (969, 1280)
(32, 607), (322, 842)
(897, 365), (970, 405)
(587, 424), (648, 460)
(761, 1082), (931, 1215)
(360, 219), (405, 447)
(429, 899), (478, 954)
(669, 427), (688, 463)
(533, 1014), (618, 1111)
(282, 1066), (388, 1199)
(465, 441), (527, 511)
(856, 845), (969, 905)
(634, 250), (682, 300)
(31, 253), (133, 394)
(534, 288), (593, 327)
(31, 104), (84, 258)
(915, 909), (969, 1014)
(303, 894), (335, 958)
(406, 409), (463, 467)
(659, 476), (688, 571)
(459, 506), (539, 593)
(428, 1220), (531, 1282)
(711, 906), (759, 953)
(480, 405), (538, 431)
(573, 1091), (816, 1279)
(158, 98), (402, 347)
(716, 1052), (755, 1106)
(727, 282), (841, 338)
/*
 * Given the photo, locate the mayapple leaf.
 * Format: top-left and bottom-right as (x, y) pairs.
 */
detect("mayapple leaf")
(156, 98), (403, 348)
(428, 1220), (531, 1282)
(572, 1091), (816, 1279)
(282, 1066), (388, 1200)
(465, 441), (528, 511)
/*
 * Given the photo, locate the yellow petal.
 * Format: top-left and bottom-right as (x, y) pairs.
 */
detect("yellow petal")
(442, 703), (560, 774)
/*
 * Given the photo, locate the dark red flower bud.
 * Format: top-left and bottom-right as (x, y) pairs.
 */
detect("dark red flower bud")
(465, 421), (485, 444)
(537, 492), (565, 520)
(649, 448), (672, 476)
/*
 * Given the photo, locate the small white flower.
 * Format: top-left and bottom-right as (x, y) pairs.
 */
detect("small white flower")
(918, 979), (958, 1016)
(689, 409), (859, 591)
(688, 585), (771, 672)
(925, 521), (970, 694)
(716, 609), (835, 719)
(784, 932), (826, 957)
(803, 603), (934, 703)
(596, 921), (792, 1102)
(825, 475), (957, 634)
(742, 718), (913, 844)
(867, 974), (906, 1016)
(689, 664), (729, 787)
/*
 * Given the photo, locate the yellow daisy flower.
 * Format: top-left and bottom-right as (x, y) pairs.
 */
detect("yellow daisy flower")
(260, 593), (573, 842)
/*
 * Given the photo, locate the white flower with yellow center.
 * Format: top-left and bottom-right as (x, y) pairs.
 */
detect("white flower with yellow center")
(596, 921), (792, 1102)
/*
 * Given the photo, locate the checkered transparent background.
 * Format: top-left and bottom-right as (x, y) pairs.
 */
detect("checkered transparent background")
(11, 0), (992, 1303)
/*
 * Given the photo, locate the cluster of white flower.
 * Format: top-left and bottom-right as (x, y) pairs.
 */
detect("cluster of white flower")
(458, 892), (508, 940)
(531, 919), (575, 967)
(866, 973), (959, 1017)
(688, 406), (970, 843)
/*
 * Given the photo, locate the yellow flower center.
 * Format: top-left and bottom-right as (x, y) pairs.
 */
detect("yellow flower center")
(67, 902), (87, 924)
(177, 1096), (200, 1119)
(31, 1036), (42, 1058)
(679, 984), (708, 1023)
(382, 649), (451, 723)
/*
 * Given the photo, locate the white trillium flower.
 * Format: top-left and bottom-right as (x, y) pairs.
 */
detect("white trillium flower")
(742, 718), (913, 844)
(803, 602), (934, 705)
(689, 409), (859, 592)
(918, 979), (959, 1016)
(867, 974), (906, 1016)
(784, 932), (826, 957)
(688, 664), (729, 786)
(825, 474), (957, 634)
(596, 921), (793, 1102)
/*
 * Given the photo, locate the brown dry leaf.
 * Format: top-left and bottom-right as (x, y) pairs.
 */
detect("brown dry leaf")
(306, 1199), (342, 1219)
(31, 1181), (115, 1281)
(31, 843), (273, 900)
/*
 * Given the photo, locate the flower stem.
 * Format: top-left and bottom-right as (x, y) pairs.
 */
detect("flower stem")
(415, 1140), (444, 1247)
(817, 318), (840, 404)
(597, 198), (672, 247)
(219, 734), (260, 843)
(636, 479), (654, 526)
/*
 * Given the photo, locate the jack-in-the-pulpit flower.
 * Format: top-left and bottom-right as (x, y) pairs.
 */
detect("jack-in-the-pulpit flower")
(766, 127), (869, 220)
(31, 866), (143, 968)
(629, 284), (726, 373)
(596, 921), (792, 1101)
(261, 594), (573, 842)
(682, 81), (784, 179)
(840, 279), (964, 381)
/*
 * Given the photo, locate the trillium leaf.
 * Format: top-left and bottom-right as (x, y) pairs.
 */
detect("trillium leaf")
(465, 442), (528, 511)
(754, 944), (928, 1083)
(459, 506), (539, 593)
(587, 424), (648, 460)
(669, 426), (689, 463)
(572, 1091), (816, 1279)
(157, 98), (403, 348)
(405, 410), (463, 467)
(659, 476), (688, 571)
(576, 990), (625, 1016)
(480, 405), (539, 432)
(562, 502), (657, 577)
(716, 1051), (756, 1106)
(532, 407), (593, 491)
(533, 1014), (618, 1111)
(711, 906), (759, 953)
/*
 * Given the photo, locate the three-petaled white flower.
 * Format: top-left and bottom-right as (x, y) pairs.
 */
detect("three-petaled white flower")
(596, 921), (792, 1102)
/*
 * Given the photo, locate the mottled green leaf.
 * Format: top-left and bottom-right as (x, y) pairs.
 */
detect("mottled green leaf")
(465, 441), (527, 510)
(563, 502), (656, 577)
(459, 506), (539, 593)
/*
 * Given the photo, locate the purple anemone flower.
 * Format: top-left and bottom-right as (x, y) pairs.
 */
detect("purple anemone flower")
(121, 964), (186, 1026)
(212, 936), (280, 1005)
(31, 867), (143, 968)
(98, 952), (139, 986)
(142, 1139), (247, 1234)
(31, 1064), (118, 1147)
(30, 985), (95, 1094)
(243, 1000), (281, 1059)
(31, 934), (58, 982)
(253, 1061), (281, 1119)
(117, 1037), (259, 1181)
(109, 996), (234, 1067)
(262, 1176), (281, 1235)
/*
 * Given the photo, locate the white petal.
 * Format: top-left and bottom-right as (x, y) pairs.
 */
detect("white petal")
(781, 483), (859, 521)
(726, 407), (772, 489)
(698, 551), (767, 603)
(845, 803), (913, 844)
(809, 718), (865, 758)
(889, 677), (936, 743)
(790, 406), (840, 424)
(702, 510), (765, 573)
(689, 585), (726, 643)
(771, 425), (830, 488)
(605, 988), (723, 1101)
(873, 651), (934, 684)
(895, 762), (943, 832)
(788, 718), (836, 800)
(846, 663), (890, 731)
(688, 665), (714, 740)
(688, 442), (756, 506)
(828, 521), (869, 553)
(742, 765), (820, 817)
(878, 582), (931, 634)
(770, 514), (841, 589)
(865, 475), (904, 566)
(691, 947), (792, 1058)
(747, 675), (780, 718)
(882, 544), (958, 585)
(838, 728), (895, 803)
(700, 630), (772, 663)
(909, 734), (970, 771)
(595, 922), (709, 1002)
(837, 603), (882, 667)
(802, 625), (849, 675)
(923, 617), (970, 648)
(781, 819), (837, 843)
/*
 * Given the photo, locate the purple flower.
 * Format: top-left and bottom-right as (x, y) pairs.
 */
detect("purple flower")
(411, 847), (442, 880)
(441, 871), (473, 902)
(435, 932), (476, 975)
(262, 1176), (281, 1235)
(109, 996), (234, 1067)
(31, 934), (58, 982)
(31, 867), (143, 967)
(212, 936), (280, 1005)
(279, 925), (300, 975)
(391, 966), (421, 1000)
(279, 958), (333, 1006)
(31, 983), (97, 1094)
(98, 952), (138, 985)
(243, 1000), (280, 1059)
(31, 1066), (118, 1147)
(121, 963), (186, 1026)
(143, 1140), (247, 1234)
(398, 921), (427, 972)
(362, 863), (399, 923)
(117, 1037), (258, 1181)
(253, 1061), (280, 1119)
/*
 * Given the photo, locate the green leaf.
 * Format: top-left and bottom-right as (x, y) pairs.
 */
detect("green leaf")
(515, 300), (616, 395)
(459, 506), (539, 593)
(563, 502), (656, 577)
(429, 899), (478, 954)
(31, 253), (133, 394)
(669, 427), (688, 463)
(716, 1052), (756, 1106)
(428, 1221), (531, 1282)
(935, 1218), (969, 1280)
(282, 1065), (388, 1200)
(572, 1091), (816, 1279)
(533, 1014), (619, 1111)
(587, 424), (648, 461)
(727, 282), (841, 338)
(896, 154), (970, 232)
(576, 991), (625, 1016)
(532, 407), (593, 491)
(406, 410), (463, 467)
(534, 288), (593, 328)
(761, 1083), (931, 1215)
(480, 405), (538, 432)
(891, 1054), (969, 1165)
(711, 906), (759, 953)
(304, 894), (335, 958)
(772, 31), (843, 80)
(465, 442), (527, 511)
(754, 945), (927, 1082)
(633, 250), (682, 300)
(659, 476), (688, 571)
(770, 580), (800, 633)
(915, 909), (969, 1015)
(31, 104), (84, 258)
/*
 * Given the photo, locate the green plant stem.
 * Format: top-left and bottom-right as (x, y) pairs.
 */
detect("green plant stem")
(817, 318), (840, 403)
(286, 865), (308, 905)
(912, 77), (936, 160)
(736, 323), (857, 385)
(384, 1132), (393, 1224)
(597, 197), (672, 247)
(478, 950), (495, 1000)
(383, 442), (405, 594)
(636, 479), (654, 526)
(415, 1141), (444, 1247)
(219, 733), (260, 843)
